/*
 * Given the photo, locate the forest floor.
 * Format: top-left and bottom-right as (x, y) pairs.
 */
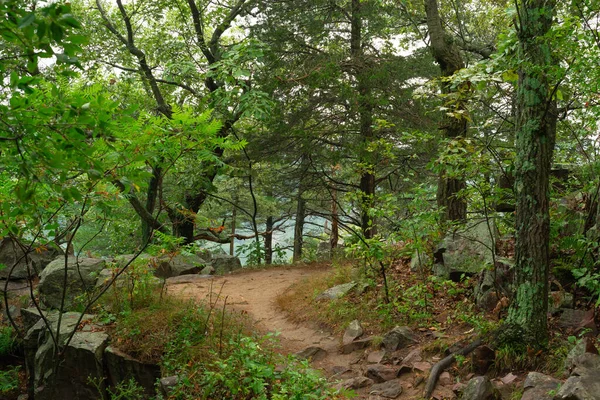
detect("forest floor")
(165, 263), (466, 399)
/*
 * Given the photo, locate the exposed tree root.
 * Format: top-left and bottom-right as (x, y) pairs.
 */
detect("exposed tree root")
(423, 337), (483, 399)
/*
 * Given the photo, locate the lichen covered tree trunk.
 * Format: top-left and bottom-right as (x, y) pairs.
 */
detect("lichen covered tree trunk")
(505, 0), (557, 348)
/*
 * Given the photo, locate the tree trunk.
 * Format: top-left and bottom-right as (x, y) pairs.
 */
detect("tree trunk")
(330, 186), (339, 250)
(141, 165), (161, 243)
(425, 0), (468, 223)
(351, 0), (376, 239)
(265, 216), (273, 264)
(293, 195), (306, 263)
(504, 0), (557, 348)
(230, 197), (237, 256)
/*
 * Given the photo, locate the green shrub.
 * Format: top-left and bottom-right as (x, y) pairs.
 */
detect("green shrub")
(0, 326), (17, 357)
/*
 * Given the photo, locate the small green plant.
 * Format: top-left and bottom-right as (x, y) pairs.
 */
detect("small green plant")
(0, 366), (20, 393)
(0, 326), (17, 358)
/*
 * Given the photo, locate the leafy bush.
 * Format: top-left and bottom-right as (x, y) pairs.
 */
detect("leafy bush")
(169, 335), (343, 400)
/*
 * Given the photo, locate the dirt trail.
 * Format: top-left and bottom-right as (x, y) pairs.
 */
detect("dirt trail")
(166, 266), (358, 371)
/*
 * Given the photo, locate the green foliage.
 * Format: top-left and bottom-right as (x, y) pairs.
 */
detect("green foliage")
(180, 335), (342, 400)
(0, 326), (18, 358)
(0, 366), (20, 394)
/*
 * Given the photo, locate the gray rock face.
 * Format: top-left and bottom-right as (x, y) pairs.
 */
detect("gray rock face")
(336, 376), (374, 390)
(38, 257), (106, 309)
(27, 312), (106, 400)
(554, 374), (600, 400)
(370, 379), (403, 398)
(0, 237), (63, 280)
(460, 376), (500, 400)
(200, 265), (215, 275)
(410, 250), (430, 273)
(382, 326), (417, 352)
(104, 346), (161, 397)
(211, 254), (243, 274)
(340, 336), (374, 354)
(343, 320), (363, 345)
(294, 346), (327, 362)
(473, 260), (514, 311)
(160, 376), (179, 397)
(315, 282), (356, 301)
(434, 219), (498, 279)
(520, 372), (560, 400)
(558, 308), (597, 335)
(154, 254), (207, 278)
(366, 364), (398, 383)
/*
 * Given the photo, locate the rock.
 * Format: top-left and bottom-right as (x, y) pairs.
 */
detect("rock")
(434, 219), (498, 280)
(160, 376), (179, 397)
(153, 254), (207, 278)
(366, 364), (398, 383)
(367, 350), (386, 364)
(340, 336), (374, 354)
(473, 260), (514, 311)
(295, 346), (327, 362)
(0, 237), (63, 280)
(440, 371), (452, 386)
(370, 379), (403, 398)
(200, 265), (215, 275)
(471, 345), (495, 375)
(336, 376), (374, 390)
(521, 372), (561, 400)
(569, 353), (600, 377)
(554, 374), (600, 400)
(210, 254), (243, 275)
(460, 376), (500, 400)
(382, 326), (417, 352)
(558, 308), (597, 335)
(548, 291), (573, 314)
(22, 308), (45, 332)
(38, 257), (106, 309)
(3, 304), (20, 320)
(343, 320), (363, 345)
(315, 282), (356, 301)
(410, 250), (430, 272)
(104, 346), (161, 397)
(32, 318), (108, 400)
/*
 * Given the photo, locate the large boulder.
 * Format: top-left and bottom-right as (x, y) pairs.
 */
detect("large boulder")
(381, 326), (417, 352)
(520, 372), (561, 400)
(104, 346), (161, 397)
(153, 254), (208, 279)
(460, 376), (500, 400)
(473, 260), (514, 311)
(434, 219), (498, 280)
(0, 237), (63, 280)
(24, 312), (101, 399)
(39, 257), (106, 309)
(315, 282), (356, 301)
(211, 254), (243, 274)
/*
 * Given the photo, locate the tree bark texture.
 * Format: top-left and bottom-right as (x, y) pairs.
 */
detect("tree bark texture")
(505, 0), (557, 347)
(293, 195), (306, 263)
(425, 0), (468, 223)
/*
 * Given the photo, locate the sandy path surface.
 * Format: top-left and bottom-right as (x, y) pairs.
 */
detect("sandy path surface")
(165, 266), (358, 372)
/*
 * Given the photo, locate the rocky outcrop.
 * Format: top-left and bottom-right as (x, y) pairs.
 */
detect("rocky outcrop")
(434, 219), (498, 280)
(153, 254), (208, 279)
(38, 257), (106, 310)
(382, 326), (417, 352)
(461, 376), (500, 400)
(104, 346), (162, 397)
(315, 282), (356, 301)
(0, 237), (63, 280)
(211, 254), (243, 274)
(520, 372), (560, 400)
